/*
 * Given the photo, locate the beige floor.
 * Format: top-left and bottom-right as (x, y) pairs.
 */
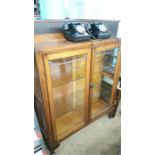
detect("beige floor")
(54, 111), (121, 155)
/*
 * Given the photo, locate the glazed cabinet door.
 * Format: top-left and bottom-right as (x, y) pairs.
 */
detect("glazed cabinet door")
(43, 48), (90, 141)
(90, 45), (121, 119)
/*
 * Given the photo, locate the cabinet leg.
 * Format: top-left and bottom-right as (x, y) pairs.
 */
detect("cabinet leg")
(109, 89), (121, 119)
(50, 150), (55, 155)
(108, 112), (115, 118)
(108, 103), (119, 118)
(48, 142), (59, 155)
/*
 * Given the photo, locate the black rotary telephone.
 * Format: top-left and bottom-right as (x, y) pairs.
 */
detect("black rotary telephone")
(86, 22), (112, 39)
(63, 22), (112, 42)
(63, 22), (91, 42)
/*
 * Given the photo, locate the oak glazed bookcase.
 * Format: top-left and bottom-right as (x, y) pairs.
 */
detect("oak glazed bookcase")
(34, 33), (121, 153)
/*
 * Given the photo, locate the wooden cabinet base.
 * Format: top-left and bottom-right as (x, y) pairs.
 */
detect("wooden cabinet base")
(34, 33), (121, 150)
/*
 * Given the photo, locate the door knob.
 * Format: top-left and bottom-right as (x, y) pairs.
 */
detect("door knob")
(90, 83), (95, 88)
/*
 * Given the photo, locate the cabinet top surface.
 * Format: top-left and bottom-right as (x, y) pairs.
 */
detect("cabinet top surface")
(34, 33), (120, 54)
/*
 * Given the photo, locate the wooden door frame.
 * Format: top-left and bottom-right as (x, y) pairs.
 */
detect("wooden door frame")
(110, 47), (121, 105)
(42, 47), (91, 141)
(89, 39), (121, 120)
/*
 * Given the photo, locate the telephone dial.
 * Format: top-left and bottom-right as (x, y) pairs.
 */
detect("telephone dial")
(63, 22), (91, 42)
(63, 22), (112, 42)
(87, 22), (112, 39)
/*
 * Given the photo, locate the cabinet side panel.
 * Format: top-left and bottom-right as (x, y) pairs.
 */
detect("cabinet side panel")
(35, 54), (60, 152)
(34, 58), (48, 137)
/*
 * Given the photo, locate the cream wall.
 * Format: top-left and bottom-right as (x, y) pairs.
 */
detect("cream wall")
(39, 0), (121, 36)
(83, 0), (121, 37)
(84, 0), (121, 20)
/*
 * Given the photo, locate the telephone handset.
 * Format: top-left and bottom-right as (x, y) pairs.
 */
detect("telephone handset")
(87, 22), (112, 39)
(63, 22), (91, 42)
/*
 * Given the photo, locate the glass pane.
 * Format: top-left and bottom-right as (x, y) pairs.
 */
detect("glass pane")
(93, 48), (119, 75)
(100, 77), (113, 103)
(49, 54), (86, 139)
(91, 48), (119, 118)
(49, 55), (86, 87)
(103, 48), (119, 74)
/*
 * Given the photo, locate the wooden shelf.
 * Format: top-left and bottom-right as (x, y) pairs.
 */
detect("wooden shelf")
(102, 66), (115, 79)
(52, 75), (86, 88)
(56, 106), (85, 140)
(91, 99), (110, 118)
(102, 71), (114, 79)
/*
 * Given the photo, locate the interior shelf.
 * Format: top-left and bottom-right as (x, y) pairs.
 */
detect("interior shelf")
(55, 106), (85, 139)
(102, 66), (115, 78)
(91, 99), (111, 118)
(102, 71), (114, 79)
(52, 75), (86, 88)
